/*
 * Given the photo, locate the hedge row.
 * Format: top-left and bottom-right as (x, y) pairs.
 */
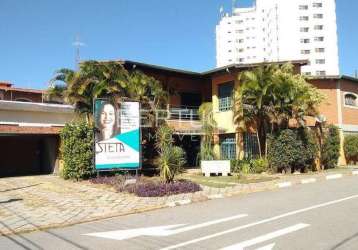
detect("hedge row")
(344, 135), (358, 165)
(60, 121), (95, 180)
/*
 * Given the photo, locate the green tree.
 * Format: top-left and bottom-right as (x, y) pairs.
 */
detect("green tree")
(321, 125), (341, 169)
(268, 128), (318, 173)
(234, 63), (324, 156)
(47, 60), (168, 124)
(344, 135), (358, 164)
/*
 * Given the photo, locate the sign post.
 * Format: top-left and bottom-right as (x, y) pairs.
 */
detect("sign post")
(94, 99), (141, 173)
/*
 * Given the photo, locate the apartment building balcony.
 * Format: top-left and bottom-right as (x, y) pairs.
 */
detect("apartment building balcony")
(166, 105), (202, 135)
(168, 105), (200, 121)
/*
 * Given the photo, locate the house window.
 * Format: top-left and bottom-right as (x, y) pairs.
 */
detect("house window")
(301, 50), (310, 55)
(299, 5), (308, 10)
(218, 81), (234, 111)
(315, 59), (325, 64)
(314, 36), (324, 42)
(220, 135), (236, 160)
(316, 71), (326, 76)
(300, 27), (309, 32)
(345, 94), (357, 106)
(313, 2), (323, 8)
(315, 48), (325, 53)
(314, 25), (324, 30)
(299, 16), (309, 21)
(301, 38), (310, 43)
(243, 133), (260, 159)
(313, 14), (323, 19)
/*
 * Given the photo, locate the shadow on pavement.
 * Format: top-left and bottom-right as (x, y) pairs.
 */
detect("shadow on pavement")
(0, 198), (23, 204)
(331, 231), (358, 250)
(0, 183), (43, 193)
(0, 204), (88, 250)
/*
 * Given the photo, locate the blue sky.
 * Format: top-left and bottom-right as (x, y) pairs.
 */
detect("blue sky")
(0, 0), (357, 89)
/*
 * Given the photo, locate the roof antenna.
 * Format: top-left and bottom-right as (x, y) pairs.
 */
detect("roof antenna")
(72, 34), (85, 69)
(232, 0), (237, 13)
(220, 5), (224, 18)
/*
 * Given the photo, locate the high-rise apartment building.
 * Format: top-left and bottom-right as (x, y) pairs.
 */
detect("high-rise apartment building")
(216, 0), (340, 76)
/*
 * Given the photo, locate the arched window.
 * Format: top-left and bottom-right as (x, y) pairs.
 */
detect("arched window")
(345, 94), (357, 107)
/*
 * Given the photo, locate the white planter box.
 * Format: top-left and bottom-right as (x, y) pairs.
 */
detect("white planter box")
(201, 160), (231, 177)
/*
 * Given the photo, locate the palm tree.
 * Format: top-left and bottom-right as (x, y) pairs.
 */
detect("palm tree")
(48, 61), (129, 122)
(126, 70), (168, 127)
(198, 102), (217, 160)
(47, 61), (168, 124)
(233, 63), (324, 157)
(234, 64), (278, 156)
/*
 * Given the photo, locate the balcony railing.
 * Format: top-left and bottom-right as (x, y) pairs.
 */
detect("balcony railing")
(168, 105), (200, 120)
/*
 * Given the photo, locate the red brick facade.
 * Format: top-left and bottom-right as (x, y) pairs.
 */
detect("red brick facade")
(0, 82), (44, 103)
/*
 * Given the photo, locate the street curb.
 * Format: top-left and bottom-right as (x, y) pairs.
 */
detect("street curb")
(207, 194), (224, 199)
(326, 174), (343, 180)
(301, 178), (317, 184)
(277, 182), (292, 188)
(166, 199), (192, 207)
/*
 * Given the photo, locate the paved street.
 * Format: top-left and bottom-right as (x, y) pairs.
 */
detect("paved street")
(1, 175), (358, 249)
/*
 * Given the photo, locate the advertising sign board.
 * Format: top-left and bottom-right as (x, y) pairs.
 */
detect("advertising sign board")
(94, 99), (140, 170)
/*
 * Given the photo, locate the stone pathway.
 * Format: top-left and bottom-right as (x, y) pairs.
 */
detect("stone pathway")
(0, 167), (356, 235)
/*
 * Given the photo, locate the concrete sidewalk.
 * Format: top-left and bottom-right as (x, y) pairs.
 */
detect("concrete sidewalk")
(0, 167), (356, 235)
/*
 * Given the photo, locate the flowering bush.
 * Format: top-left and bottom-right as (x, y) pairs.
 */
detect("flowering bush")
(89, 176), (201, 197)
(121, 180), (201, 197)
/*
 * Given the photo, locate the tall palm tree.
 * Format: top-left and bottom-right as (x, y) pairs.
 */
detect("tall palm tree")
(234, 64), (278, 156)
(198, 102), (217, 160)
(47, 61), (168, 124)
(233, 63), (324, 157)
(47, 61), (129, 122)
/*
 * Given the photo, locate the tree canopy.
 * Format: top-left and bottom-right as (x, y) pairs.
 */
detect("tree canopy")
(46, 60), (168, 123)
(234, 63), (325, 155)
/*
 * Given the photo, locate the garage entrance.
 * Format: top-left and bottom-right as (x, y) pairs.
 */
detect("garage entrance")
(0, 135), (59, 177)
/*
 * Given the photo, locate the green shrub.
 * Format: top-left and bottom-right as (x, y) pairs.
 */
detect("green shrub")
(241, 162), (252, 174)
(344, 135), (358, 165)
(268, 129), (318, 173)
(231, 159), (249, 173)
(155, 125), (186, 183)
(250, 158), (269, 174)
(231, 158), (268, 174)
(321, 125), (340, 169)
(60, 121), (95, 180)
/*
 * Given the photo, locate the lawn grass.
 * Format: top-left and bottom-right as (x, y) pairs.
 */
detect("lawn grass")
(179, 173), (278, 188)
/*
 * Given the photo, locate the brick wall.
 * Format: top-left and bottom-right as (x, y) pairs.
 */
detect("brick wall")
(0, 125), (62, 134)
(340, 79), (358, 125)
(309, 78), (339, 125)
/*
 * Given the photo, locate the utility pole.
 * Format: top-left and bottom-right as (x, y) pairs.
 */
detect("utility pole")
(72, 34), (85, 70)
